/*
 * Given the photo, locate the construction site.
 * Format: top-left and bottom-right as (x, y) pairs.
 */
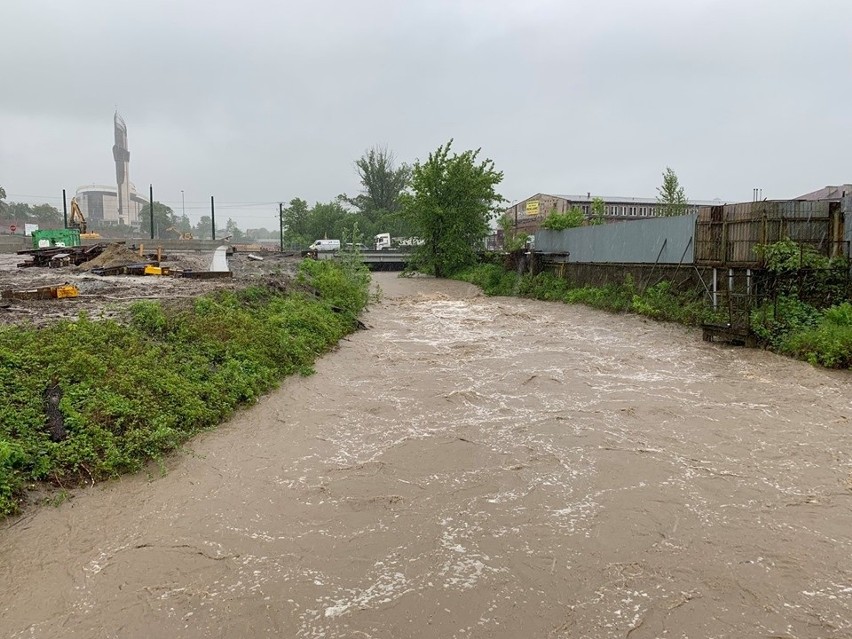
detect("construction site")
(0, 239), (301, 327)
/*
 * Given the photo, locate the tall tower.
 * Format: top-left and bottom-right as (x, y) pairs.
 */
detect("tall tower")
(112, 112), (131, 225)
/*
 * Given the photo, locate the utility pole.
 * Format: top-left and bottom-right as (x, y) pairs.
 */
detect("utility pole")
(62, 189), (68, 228)
(279, 202), (284, 252)
(149, 184), (154, 239)
(181, 190), (185, 219)
(211, 196), (216, 241)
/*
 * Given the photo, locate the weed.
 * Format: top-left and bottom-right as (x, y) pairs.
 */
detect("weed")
(0, 259), (370, 517)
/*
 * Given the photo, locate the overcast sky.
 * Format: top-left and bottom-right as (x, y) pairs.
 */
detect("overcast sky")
(2, 0), (850, 228)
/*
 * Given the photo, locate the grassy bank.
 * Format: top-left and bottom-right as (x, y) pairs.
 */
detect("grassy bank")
(0, 259), (370, 516)
(453, 263), (852, 369)
(454, 264), (709, 325)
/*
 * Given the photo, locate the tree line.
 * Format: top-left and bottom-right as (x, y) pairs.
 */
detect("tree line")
(3, 151), (690, 278)
(0, 188), (63, 227)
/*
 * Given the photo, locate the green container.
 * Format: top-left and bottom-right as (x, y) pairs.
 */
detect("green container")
(31, 229), (81, 250)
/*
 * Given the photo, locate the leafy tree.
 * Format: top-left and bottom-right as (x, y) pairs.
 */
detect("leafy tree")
(225, 218), (246, 241)
(341, 146), (411, 221)
(2, 202), (30, 222)
(402, 140), (504, 277)
(656, 167), (688, 217)
(281, 198), (311, 246)
(0, 200), (62, 226)
(175, 214), (192, 234)
(310, 201), (350, 240)
(194, 215), (212, 240)
(31, 204), (62, 226)
(139, 201), (177, 238)
(590, 197), (605, 225)
(0, 186), (7, 219)
(541, 206), (585, 230)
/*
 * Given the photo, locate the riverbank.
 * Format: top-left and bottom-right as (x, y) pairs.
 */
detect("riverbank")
(453, 263), (852, 369)
(0, 259), (371, 516)
(2, 272), (850, 638)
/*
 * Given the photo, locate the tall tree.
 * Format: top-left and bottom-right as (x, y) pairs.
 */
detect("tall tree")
(341, 146), (411, 221)
(656, 167), (689, 217)
(194, 215), (212, 240)
(225, 218), (244, 241)
(402, 140), (504, 277)
(31, 203), (62, 226)
(0, 186), (8, 220)
(139, 201), (177, 238)
(281, 198), (311, 246)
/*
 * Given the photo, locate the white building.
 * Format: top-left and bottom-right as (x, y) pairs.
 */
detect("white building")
(75, 183), (147, 227)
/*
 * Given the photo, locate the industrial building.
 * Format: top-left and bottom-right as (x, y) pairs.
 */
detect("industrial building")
(504, 193), (727, 233)
(73, 183), (148, 228)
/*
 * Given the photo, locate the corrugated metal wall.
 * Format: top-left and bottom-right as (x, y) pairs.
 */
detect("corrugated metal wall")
(534, 214), (697, 264)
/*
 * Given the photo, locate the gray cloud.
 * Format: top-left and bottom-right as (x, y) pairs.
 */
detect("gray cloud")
(2, 0), (850, 227)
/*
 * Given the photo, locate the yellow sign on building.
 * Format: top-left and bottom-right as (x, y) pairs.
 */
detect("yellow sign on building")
(525, 200), (540, 216)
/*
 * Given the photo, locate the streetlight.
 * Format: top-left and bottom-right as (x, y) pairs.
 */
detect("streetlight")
(181, 190), (185, 218)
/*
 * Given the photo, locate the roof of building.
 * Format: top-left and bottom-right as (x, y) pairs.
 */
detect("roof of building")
(794, 184), (852, 201)
(507, 193), (728, 207)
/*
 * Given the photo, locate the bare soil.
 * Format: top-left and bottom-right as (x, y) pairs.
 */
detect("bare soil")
(1, 273), (851, 638)
(0, 248), (300, 326)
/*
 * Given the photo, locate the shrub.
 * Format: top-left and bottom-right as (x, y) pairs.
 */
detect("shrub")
(0, 260), (370, 516)
(541, 207), (585, 231)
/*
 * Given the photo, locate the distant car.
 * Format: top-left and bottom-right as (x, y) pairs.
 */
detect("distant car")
(343, 242), (367, 251)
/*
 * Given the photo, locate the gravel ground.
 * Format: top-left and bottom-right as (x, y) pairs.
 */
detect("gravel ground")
(0, 247), (301, 326)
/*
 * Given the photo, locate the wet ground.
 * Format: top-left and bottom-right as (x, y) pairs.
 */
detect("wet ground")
(0, 251), (299, 326)
(1, 273), (851, 638)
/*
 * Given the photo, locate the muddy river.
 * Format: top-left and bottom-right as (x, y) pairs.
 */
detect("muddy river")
(1, 273), (851, 638)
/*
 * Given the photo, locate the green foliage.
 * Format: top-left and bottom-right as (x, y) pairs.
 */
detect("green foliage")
(0, 438), (25, 515)
(783, 311), (852, 368)
(139, 201), (177, 238)
(541, 207), (585, 231)
(282, 147), (416, 250)
(0, 198), (62, 226)
(754, 237), (830, 271)
(455, 265), (707, 324)
(194, 215), (213, 240)
(402, 140), (504, 277)
(656, 167), (688, 217)
(750, 295), (822, 349)
(340, 146), (411, 220)
(590, 197), (605, 225)
(0, 261), (370, 516)
(749, 240), (852, 367)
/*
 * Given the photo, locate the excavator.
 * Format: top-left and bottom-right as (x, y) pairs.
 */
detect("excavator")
(69, 198), (102, 239)
(165, 226), (194, 240)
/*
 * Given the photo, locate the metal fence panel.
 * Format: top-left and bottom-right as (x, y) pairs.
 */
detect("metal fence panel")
(534, 214), (697, 264)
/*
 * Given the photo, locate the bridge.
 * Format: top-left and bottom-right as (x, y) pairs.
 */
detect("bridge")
(314, 250), (413, 271)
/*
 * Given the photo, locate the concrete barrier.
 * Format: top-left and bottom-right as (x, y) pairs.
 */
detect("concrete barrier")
(0, 235), (28, 253)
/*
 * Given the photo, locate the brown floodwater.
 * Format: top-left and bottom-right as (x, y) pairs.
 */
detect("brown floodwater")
(1, 273), (851, 638)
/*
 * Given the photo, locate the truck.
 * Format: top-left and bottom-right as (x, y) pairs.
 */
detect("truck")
(374, 234), (423, 250)
(374, 233), (392, 250)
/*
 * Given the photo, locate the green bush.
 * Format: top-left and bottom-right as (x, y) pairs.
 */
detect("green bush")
(779, 302), (852, 368)
(750, 295), (823, 350)
(541, 207), (585, 231)
(0, 260), (370, 516)
(454, 265), (708, 325)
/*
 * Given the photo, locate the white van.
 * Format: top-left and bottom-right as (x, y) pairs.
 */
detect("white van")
(308, 239), (341, 252)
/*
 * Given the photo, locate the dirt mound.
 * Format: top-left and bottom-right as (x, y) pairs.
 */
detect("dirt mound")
(78, 244), (144, 271)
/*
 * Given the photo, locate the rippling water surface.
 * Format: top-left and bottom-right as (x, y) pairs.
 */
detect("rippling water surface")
(2, 273), (851, 638)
